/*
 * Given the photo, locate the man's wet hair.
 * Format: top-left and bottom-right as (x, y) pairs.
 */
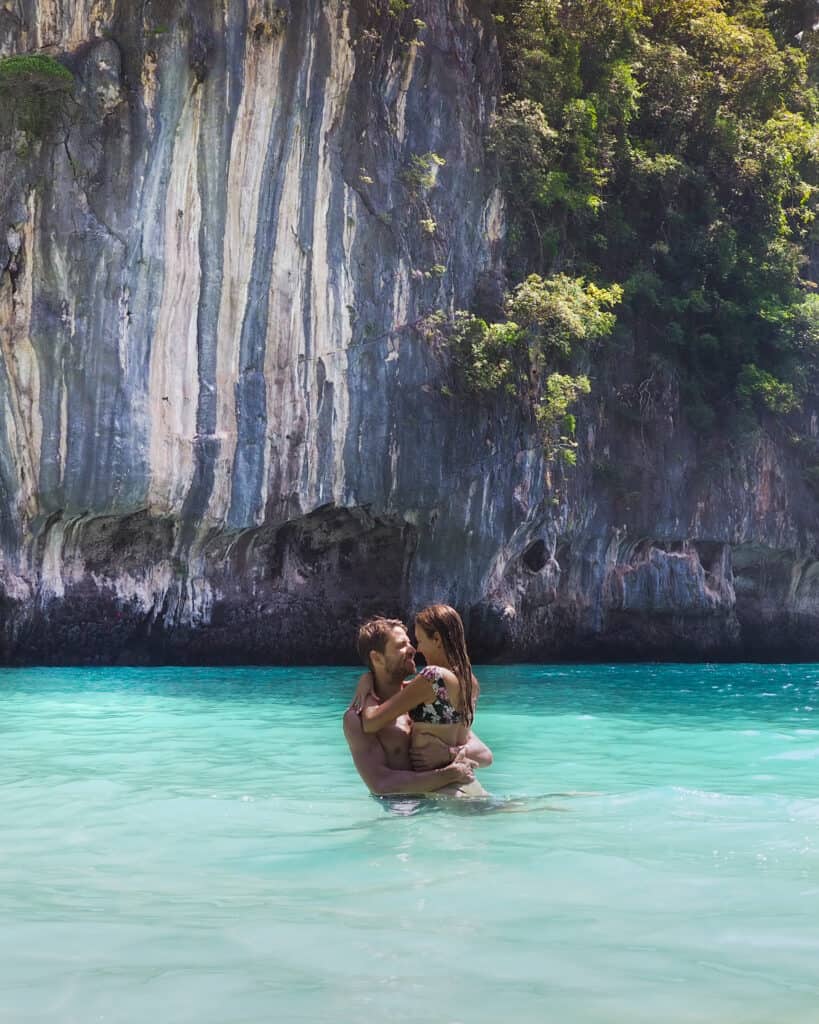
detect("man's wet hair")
(356, 616), (406, 670)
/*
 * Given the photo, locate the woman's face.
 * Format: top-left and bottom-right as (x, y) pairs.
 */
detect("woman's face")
(414, 621), (441, 664)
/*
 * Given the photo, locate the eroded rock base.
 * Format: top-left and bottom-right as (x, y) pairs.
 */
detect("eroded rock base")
(0, 506), (417, 664)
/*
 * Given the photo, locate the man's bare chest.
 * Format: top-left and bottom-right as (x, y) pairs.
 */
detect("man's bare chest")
(378, 714), (412, 769)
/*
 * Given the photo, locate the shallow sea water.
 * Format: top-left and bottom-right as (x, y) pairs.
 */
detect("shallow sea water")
(1, 663), (818, 1024)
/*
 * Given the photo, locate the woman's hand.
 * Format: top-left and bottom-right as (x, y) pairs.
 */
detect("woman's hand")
(349, 671), (375, 714)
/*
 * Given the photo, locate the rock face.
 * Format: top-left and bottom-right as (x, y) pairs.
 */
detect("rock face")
(478, 367), (819, 661)
(1, 0), (819, 664)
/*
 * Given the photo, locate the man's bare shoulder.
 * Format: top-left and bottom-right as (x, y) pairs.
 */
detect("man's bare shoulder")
(343, 703), (381, 742)
(342, 706), (361, 737)
(344, 692), (384, 729)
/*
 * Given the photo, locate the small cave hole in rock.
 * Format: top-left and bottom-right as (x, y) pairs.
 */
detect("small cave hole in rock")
(522, 539), (548, 574)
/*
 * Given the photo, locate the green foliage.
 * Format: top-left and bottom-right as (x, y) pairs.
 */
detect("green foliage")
(433, 269), (618, 397)
(0, 54), (73, 87)
(426, 269), (617, 461)
(536, 373), (592, 463)
(402, 151), (446, 196)
(388, 0), (412, 15)
(537, 373), (592, 423)
(491, 0), (819, 431)
(506, 273), (622, 357)
(0, 55), (75, 141)
(443, 313), (523, 395)
(737, 363), (800, 413)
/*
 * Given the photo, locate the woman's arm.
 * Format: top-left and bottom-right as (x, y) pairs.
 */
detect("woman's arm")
(461, 730), (493, 767)
(361, 675), (437, 734)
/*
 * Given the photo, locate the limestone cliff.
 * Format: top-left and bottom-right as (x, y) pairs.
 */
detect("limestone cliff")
(1, 0), (818, 663)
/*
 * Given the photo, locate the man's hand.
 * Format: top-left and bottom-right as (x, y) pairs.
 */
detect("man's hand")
(443, 753), (476, 788)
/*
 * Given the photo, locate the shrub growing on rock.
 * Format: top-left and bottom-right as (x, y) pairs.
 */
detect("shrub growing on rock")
(0, 54), (75, 142)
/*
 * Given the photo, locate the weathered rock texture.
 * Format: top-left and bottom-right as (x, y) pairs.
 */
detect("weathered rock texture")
(1, 0), (818, 664)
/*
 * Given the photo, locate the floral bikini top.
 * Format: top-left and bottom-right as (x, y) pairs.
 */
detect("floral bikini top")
(408, 666), (464, 725)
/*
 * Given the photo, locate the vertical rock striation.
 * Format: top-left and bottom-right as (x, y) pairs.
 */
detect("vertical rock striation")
(1, 0), (526, 662)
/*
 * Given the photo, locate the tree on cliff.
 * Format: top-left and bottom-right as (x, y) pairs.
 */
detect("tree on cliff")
(487, 0), (819, 433)
(0, 55), (75, 145)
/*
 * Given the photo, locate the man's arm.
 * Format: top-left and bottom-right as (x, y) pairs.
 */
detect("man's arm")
(343, 709), (474, 795)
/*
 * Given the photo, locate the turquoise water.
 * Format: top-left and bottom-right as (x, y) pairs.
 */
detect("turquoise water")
(2, 663), (818, 1024)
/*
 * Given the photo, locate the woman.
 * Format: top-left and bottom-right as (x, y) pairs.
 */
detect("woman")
(353, 604), (487, 795)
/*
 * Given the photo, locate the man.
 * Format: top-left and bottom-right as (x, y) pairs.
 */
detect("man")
(342, 616), (493, 795)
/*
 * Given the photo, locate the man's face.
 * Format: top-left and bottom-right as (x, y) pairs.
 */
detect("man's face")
(380, 625), (416, 680)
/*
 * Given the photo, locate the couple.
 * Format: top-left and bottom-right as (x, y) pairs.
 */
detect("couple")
(342, 604), (493, 797)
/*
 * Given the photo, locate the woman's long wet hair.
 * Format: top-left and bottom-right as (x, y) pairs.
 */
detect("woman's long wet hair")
(415, 604), (476, 725)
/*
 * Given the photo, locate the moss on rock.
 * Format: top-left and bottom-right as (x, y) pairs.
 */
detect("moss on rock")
(0, 54), (75, 141)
